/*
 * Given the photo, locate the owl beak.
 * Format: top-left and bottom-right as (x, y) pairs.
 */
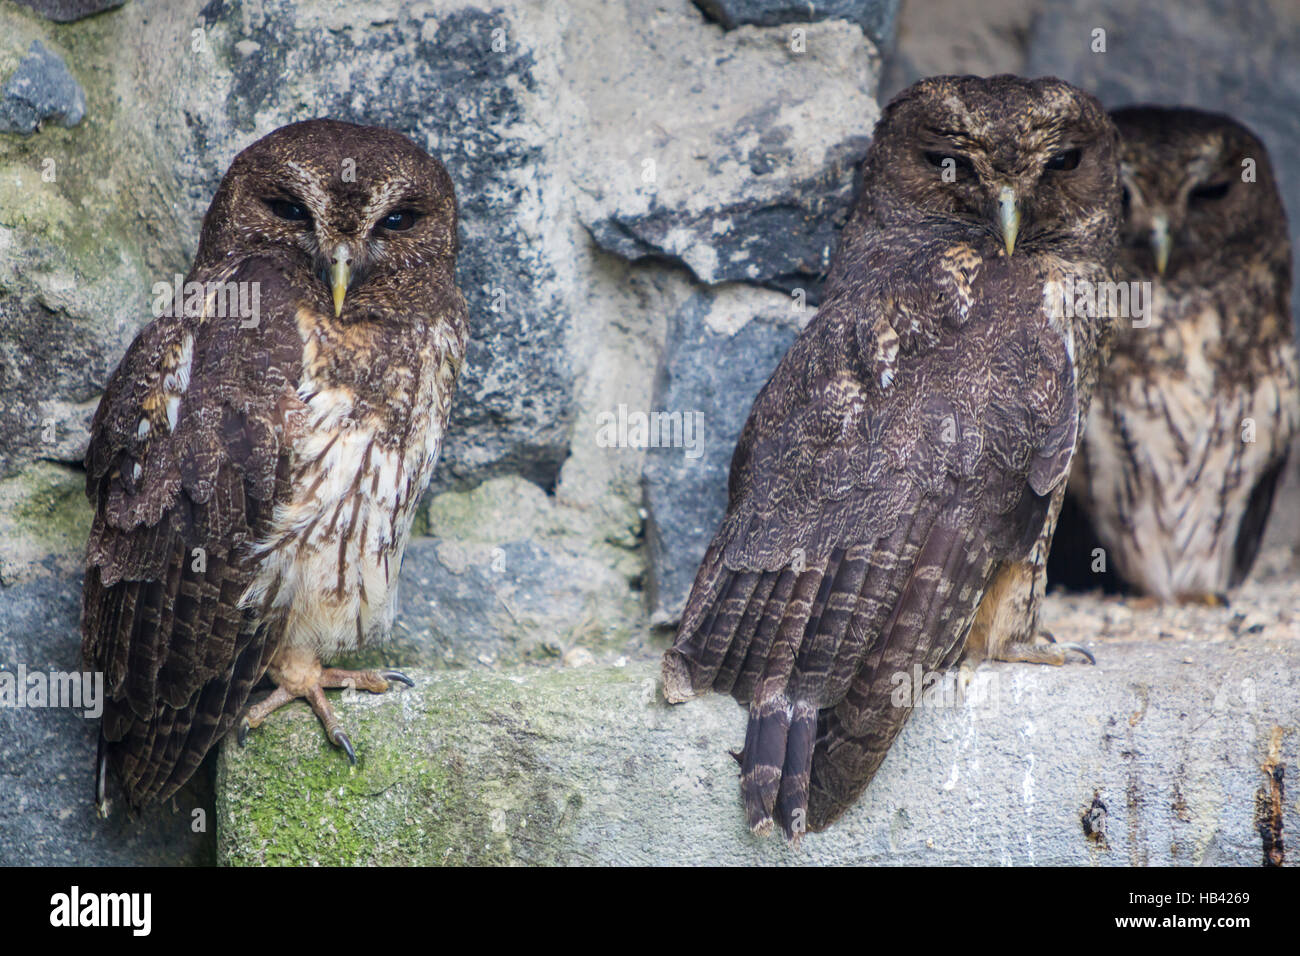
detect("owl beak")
(330, 246), (352, 318)
(998, 186), (1020, 256)
(1150, 214), (1171, 276)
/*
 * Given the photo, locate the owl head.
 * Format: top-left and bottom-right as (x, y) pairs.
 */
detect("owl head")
(1111, 107), (1289, 283)
(193, 118), (459, 319)
(858, 74), (1122, 262)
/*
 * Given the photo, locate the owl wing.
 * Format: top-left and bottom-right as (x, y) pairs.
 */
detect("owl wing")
(1230, 329), (1300, 586)
(82, 255), (306, 808)
(663, 240), (1079, 836)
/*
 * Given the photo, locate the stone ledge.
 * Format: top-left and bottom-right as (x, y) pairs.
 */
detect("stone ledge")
(215, 625), (1298, 866)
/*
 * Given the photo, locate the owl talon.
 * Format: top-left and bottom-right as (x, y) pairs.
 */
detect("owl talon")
(333, 730), (357, 765)
(1061, 642), (1096, 665)
(994, 636), (1096, 666)
(237, 684), (296, 749)
(319, 666), (410, 694)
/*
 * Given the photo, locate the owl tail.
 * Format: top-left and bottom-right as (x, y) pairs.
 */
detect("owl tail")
(739, 691), (818, 841)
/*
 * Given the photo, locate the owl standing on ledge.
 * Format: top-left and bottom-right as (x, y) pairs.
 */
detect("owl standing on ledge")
(1054, 107), (1298, 604)
(82, 119), (468, 811)
(664, 75), (1121, 838)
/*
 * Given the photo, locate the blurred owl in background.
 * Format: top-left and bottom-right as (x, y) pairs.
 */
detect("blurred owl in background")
(1051, 108), (1297, 603)
(82, 119), (468, 811)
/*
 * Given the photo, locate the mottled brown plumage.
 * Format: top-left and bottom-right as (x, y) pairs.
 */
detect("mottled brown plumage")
(663, 75), (1122, 838)
(1055, 108), (1297, 602)
(82, 119), (467, 811)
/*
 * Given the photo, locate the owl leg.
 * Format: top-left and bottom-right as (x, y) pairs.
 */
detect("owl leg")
(966, 559), (1096, 667)
(237, 650), (414, 761)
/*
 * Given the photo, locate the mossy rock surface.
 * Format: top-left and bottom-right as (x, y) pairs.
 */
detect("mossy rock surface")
(216, 607), (1300, 866)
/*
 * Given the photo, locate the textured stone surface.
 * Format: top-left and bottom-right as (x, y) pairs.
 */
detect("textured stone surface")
(11, 0), (125, 22)
(0, 0), (881, 488)
(571, 11), (877, 291)
(0, 564), (215, 866)
(694, 0), (901, 49)
(364, 476), (646, 671)
(0, 39), (85, 133)
(216, 574), (1300, 864)
(879, 0), (1035, 99)
(643, 286), (801, 621)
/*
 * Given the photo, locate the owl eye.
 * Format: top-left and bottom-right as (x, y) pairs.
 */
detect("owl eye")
(379, 210), (420, 232)
(1044, 148), (1082, 171)
(923, 151), (974, 177)
(1190, 180), (1231, 202)
(265, 198), (312, 223)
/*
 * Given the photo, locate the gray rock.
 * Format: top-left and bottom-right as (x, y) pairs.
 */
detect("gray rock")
(0, 40), (85, 133)
(0, 218), (145, 480)
(0, 462), (211, 864)
(0, 564), (214, 866)
(11, 0), (125, 22)
(215, 622), (1300, 865)
(370, 476), (645, 671)
(571, 12), (877, 290)
(643, 286), (801, 622)
(878, 0), (1036, 99)
(694, 0), (901, 50)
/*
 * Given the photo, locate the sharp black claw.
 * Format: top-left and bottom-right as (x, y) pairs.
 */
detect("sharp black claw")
(381, 670), (415, 688)
(1062, 642), (1097, 665)
(334, 730), (357, 764)
(237, 719), (250, 747)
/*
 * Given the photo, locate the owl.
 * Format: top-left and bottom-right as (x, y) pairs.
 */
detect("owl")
(82, 119), (467, 812)
(663, 75), (1122, 838)
(1051, 107), (1297, 604)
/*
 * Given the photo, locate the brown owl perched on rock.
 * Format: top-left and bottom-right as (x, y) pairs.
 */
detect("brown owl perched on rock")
(82, 119), (467, 811)
(1051, 108), (1297, 604)
(663, 75), (1122, 839)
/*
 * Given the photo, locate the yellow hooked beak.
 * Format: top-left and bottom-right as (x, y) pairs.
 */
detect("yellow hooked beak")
(330, 246), (351, 318)
(998, 185), (1020, 256)
(1150, 214), (1171, 276)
